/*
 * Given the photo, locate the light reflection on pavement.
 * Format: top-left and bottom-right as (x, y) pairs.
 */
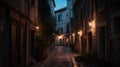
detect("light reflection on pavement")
(42, 46), (74, 67)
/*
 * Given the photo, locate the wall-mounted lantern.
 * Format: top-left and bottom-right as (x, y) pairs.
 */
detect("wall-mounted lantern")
(89, 22), (92, 27)
(89, 19), (96, 32)
(36, 26), (39, 30)
(78, 30), (82, 36)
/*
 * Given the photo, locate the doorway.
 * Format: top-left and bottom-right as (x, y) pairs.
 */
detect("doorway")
(30, 30), (35, 58)
(81, 36), (88, 53)
(88, 32), (92, 51)
(99, 26), (105, 59)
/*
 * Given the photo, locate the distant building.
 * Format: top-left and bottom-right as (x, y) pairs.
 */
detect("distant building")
(55, 7), (69, 45)
(55, 0), (74, 33)
(55, 7), (68, 34)
(54, 0), (75, 46)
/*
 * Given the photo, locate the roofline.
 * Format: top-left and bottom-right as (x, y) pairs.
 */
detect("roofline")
(55, 7), (67, 13)
(53, 0), (56, 7)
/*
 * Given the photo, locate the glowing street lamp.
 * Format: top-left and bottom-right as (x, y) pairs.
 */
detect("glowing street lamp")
(89, 22), (92, 27)
(89, 19), (96, 32)
(78, 30), (82, 36)
(89, 20), (95, 28)
(72, 33), (75, 43)
(36, 26), (39, 30)
(92, 20), (95, 28)
(58, 35), (63, 39)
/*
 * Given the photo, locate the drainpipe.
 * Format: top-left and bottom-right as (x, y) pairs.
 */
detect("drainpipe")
(25, 0), (29, 67)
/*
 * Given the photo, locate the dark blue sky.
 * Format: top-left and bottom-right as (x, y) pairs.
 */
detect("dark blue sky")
(54, 0), (67, 10)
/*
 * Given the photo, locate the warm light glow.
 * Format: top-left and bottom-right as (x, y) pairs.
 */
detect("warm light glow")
(89, 20), (95, 28)
(58, 35), (63, 39)
(72, 33), (75, 43)
(89, 19), (96, 32)
(66, 38), (68, 43)
(36, 26), (39, 30)
(89, 22), (92, 27)
(72, 33), (75, 36)
(92, 20), (95, 28)
(78, 30), (82, 36)
(91, 28), (93, 32)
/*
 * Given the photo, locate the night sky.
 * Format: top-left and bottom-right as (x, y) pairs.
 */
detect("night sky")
(54, 0), (67, 10)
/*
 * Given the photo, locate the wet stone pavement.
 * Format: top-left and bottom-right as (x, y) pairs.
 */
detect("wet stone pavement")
(30, 46), (77, 67)
(43, 46), (73, 67)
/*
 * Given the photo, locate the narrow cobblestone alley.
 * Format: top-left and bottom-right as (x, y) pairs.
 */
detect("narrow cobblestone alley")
(1, 0), (120, 67)
(31, 46), (78, 67)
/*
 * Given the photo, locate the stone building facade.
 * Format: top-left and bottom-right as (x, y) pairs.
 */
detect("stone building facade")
(55, 7), (68, 34)
(48, 0), (56, 16)
(66, 0), (75, 46)
(0, 0), (38, 67)
(73, 0), (120, 66)
(54, 0), (75, 46)
(55, 7), (69, 45)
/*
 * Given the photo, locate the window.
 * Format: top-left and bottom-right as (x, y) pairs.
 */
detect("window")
(58, 15), (60, 21)
(60, 28), (63, 34)
(67, 24), (69, 33)
(66, 14), (68, 16)
(58, 28), (63, 34)
(71, 18), (73, 25)
(58, 14), (62, 21)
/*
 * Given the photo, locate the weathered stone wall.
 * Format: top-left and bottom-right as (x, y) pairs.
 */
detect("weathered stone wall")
(110, 1), (120, 65)
(0, 5), (6, 67)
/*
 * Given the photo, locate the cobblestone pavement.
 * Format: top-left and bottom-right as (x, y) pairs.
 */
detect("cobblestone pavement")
(31, 46), (78, 67)
(43, 46), (73, 67)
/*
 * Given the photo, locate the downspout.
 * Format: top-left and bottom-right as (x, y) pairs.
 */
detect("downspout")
(25, 0), (30, 67)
